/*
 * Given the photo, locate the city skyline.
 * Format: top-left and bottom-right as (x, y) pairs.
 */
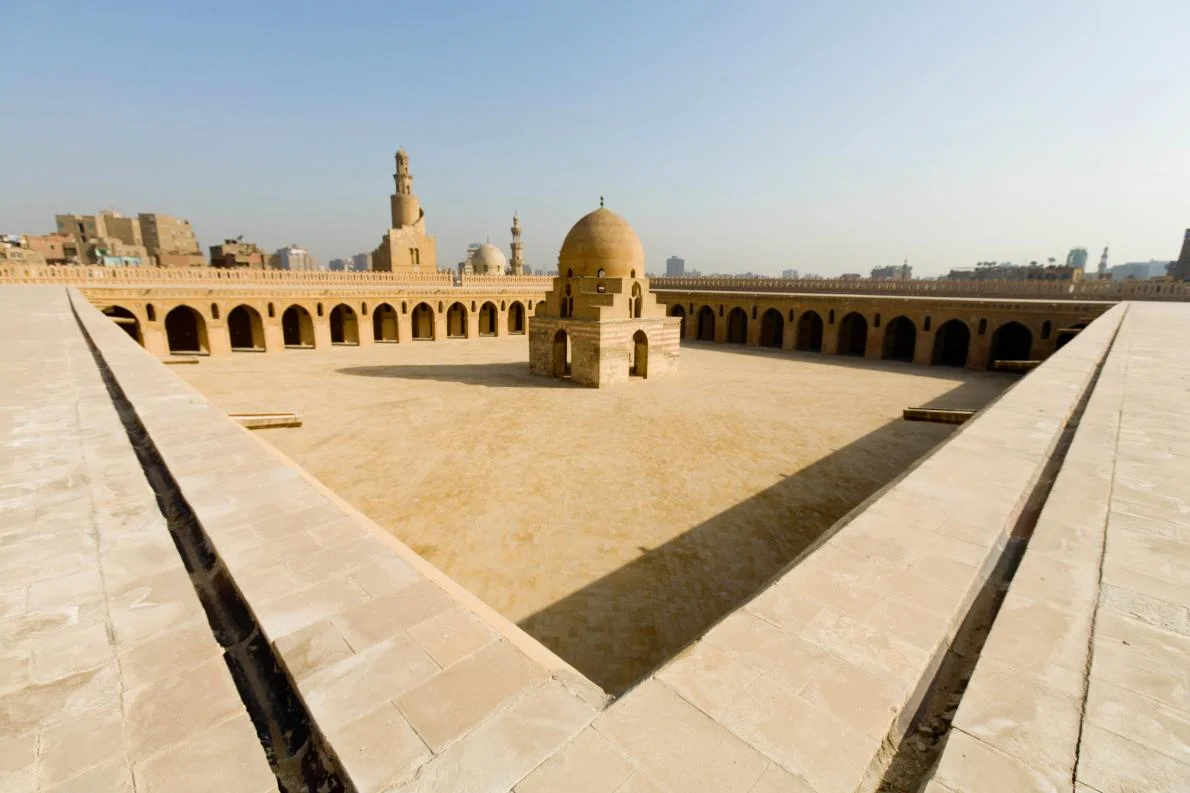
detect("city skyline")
(2, 1), (1187, 276)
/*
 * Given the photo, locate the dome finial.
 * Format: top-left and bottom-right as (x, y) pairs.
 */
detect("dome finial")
(599, 195), (604, 208)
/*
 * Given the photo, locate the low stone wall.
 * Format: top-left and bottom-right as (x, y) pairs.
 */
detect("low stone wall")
(0, 286), (275, 792)
(70, 286), (606, 792)
(927, 302), (1190, 793)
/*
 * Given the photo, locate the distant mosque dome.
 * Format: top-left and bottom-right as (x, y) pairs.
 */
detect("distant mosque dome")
(470, 242), (507, 274)
(558, 206), (643, 279)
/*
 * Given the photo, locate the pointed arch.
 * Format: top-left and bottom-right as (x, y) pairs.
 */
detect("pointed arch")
(227, 305), (265, 351)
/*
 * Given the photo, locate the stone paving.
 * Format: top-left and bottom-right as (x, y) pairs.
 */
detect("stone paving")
(928, 301), (1190, 793)
(173, 335), (1011, 692)
(0, 287), (275, 793)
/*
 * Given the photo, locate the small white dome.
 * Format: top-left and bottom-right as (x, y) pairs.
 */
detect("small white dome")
(470, 243), (507, 274)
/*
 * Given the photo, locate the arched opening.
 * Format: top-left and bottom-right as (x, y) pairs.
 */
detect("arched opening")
(630, 283), (643, 319)
(267, 302), (275, 318)
(726, 307), (748, 344)
(552, 329), (570, 378)
(697, 306), (716, 341)
(837, 312), (868, 356)
(881, 316), (916, 362)
(210, 303), (220, 320)
(508, 302), (526, 334)
(146, 304), (156, 322)
(1041, 320), (1052, 340)
(372, 303), (398, 342)
(329, 304), (359, 345)
(282, 305), (315, 347)
(989, 322), (1033, 368)
(101, 306), (141, 345)
(227, 305), (265, 351)
(669, 304), (687, 337)
(796, 311), (823, 352)
(164, 305), (208, 354)
(447, 302), (468, 337)
(411, 303), (435, 340)
(759, 308), (784, 348)
(479, 302), (498, 336)
(931, 319), (970, 367)
(630, 330), (649, 378)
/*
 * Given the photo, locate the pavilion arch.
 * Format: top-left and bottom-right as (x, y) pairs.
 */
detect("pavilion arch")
(507, 302), (526, 334)
(989, 321), (1033, 368)
(881, 315), (916, 362)
(164, 305), (209, 354)
(837, 312), (868, 356)
(227, 305), (265, 351)
(726, 306), (748, 344)
(329, 303), (359, 345)
(696, 305), (716, 341)
(101, 306), (142, 345)
(446, 302), (468, 338)
(759, 308), (784, 348)
(796, 310), (824, 352)
(478, 301), (498, 336)
(668, 304), (687, 337)
(931, 319), (970, 367)
(552, 328), (571, 377)
(411, 302), (435, 340)
(630, 330), (649, 378)
(373, 302), (398, 342)
(282, 305), (315, 347)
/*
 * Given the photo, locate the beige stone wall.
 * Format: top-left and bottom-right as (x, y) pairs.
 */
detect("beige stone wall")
(373, 227), (437, 273)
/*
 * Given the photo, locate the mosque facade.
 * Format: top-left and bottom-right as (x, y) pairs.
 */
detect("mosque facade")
(529, 202), (681, 386)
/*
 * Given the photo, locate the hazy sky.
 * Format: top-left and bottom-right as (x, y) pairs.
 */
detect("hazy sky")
(3, 1), (1187, 276)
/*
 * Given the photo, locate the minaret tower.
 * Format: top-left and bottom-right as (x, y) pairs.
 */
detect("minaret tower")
(390, 148), (422, 229)
(1097, 244), (1109, 280)
(510, 212), (524, 275)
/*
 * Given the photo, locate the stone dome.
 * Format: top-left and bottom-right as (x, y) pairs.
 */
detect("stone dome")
(558, 207), (644, 279)
(470, 243), (507, 274)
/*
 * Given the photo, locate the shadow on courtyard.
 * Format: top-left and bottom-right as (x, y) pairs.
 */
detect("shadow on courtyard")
(516, 374), (1007, 696)
(336, 362), (575, 388)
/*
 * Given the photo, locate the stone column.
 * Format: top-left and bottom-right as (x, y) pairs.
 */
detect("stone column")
(913, 329), (933, 366)
(313, 315), (332, 349)
(782, 314), (796, 350)
(397, 311), (413, 343)
(142, 326), (167, 357)
(864, 326), (883, 360)
(207, 319), (231, 356)
(822, 320), (840, 355)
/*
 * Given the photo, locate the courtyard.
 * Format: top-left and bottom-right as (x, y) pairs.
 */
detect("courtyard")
(177, 337), (1013, 693)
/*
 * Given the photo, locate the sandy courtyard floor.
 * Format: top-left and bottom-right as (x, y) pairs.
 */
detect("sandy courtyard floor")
(176, 337), (1013, 693)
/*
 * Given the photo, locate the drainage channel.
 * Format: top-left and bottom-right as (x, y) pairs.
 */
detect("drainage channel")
(870, 319), (1123, 793)
(71, 296), (354, 793)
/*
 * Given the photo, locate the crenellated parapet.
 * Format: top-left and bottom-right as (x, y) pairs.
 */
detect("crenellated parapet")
(651, 275), (1190, 301)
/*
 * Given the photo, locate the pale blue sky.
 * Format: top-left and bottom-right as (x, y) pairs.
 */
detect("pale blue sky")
(2, 1), (1187, 275)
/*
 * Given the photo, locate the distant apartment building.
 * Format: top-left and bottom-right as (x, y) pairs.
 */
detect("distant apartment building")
(665, 256), (685, 277)
(21, 234), (74, 265)
(781, 269), (799, 279)
(210, 239), (267, 268)
(328, 258), (348, 271)
(54, 210), (202, 267)
(139, 213), (204, 267)
(871, 261), (912, 280)
(1065, 248), (1089, 273)
(274, 244), (315, 271)
(945, 262), (1082, 281)
(1109, 260), (1170, 280)
(840, 273), (863, 280)
(55, 211), (151, 267)
(351, 252), (373, 271)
